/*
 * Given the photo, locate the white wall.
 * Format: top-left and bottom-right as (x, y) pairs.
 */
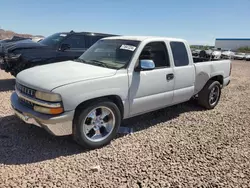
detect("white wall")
(215, 39), (250, 51)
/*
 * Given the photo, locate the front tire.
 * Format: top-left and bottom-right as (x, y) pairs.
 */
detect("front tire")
(73, 100), (121, 149)
(10, 70), (18, 77)
(198, 80), (221, 109)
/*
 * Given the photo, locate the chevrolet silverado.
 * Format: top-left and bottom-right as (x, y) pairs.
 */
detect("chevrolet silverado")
(11, 36), (232, 149)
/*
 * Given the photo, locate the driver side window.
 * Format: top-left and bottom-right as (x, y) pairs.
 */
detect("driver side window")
(139, 42), (170, 68)
(61, 35), (86, 49)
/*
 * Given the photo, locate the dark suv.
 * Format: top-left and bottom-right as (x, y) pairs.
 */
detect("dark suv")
(0, 30), (117, 76)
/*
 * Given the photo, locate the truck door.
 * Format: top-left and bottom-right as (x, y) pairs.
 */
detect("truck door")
(170, 41), (195, 104)
(129, 41), (175, 116)
(57, 35), (87, 61)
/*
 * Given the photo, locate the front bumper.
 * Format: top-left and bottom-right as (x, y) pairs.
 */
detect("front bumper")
(0, 57), (6, 70)
(233, 57), (244, 60)
(11, 92), (74, 136)
(0, 53), (22, 72)
(0, 57), (12, 71)
(221, 55), (231, 59)
(212, 55), (221, 60)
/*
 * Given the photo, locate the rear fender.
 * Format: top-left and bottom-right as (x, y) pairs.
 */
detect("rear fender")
(194, 72), (224, 95)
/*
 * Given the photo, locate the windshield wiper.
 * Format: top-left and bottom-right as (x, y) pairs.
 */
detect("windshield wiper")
(88, 60), (108, 68)
(74, 59), (111, 68)
(74, 58), (87, 63)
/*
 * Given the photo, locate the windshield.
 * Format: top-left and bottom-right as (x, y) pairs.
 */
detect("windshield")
(76, 39), (140, 69)
(39, 33), (68, 46)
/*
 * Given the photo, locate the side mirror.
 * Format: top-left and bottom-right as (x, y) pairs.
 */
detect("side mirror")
(59, 43), (70, 51)
(135, 59), (155, 71)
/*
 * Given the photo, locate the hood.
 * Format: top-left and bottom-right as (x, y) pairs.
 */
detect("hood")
(222, 51), (234, 56)
(4, 40), (47, 52)
(205, 50), (213, 54)
(16, 60), (117, 91)
(212, 51), (221, 56)
(0, 40), (7, 44)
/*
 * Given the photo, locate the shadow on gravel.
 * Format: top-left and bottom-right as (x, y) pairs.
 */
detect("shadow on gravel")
(0, 115), (83, 165)
(0, 100), (204, 165)
(121, 100), (205, 132)
(0, 78), (15, 92)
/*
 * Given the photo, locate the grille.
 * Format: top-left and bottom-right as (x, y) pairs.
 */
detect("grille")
(16, 82), (36, 97)
(16, 82), (36, 109)
(19, 98), (34, 108)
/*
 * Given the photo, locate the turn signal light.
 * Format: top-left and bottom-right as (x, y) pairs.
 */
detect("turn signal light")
(34, 105), (64, 115)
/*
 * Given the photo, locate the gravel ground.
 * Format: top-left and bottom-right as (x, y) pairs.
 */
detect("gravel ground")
(0, 60), (250, 188)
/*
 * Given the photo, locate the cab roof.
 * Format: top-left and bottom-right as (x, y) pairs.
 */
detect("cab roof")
(102, 35), (186, 42)
(57, 30), (118, 37)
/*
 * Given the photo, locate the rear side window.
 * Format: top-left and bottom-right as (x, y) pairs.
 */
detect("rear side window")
(170, 42), (189, 66)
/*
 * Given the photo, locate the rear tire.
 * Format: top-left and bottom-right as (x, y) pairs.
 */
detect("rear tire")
(73, 100), (121, 149)
(198, 80), (221, 109)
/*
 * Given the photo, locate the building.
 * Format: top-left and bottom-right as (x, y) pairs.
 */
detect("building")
(215, 38), (250, 51)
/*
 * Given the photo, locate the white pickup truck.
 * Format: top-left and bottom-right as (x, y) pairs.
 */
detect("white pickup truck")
(11, 36), (232, 149)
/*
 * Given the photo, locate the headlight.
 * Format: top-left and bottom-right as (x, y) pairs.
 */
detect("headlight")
(35, 91), (62, 102)
(7, 53), (21, 60)
(34, 105), (64, 115)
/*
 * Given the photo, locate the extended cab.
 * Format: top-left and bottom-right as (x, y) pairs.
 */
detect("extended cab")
(0, 31), (117, 76)
(11, 36), (232, 149)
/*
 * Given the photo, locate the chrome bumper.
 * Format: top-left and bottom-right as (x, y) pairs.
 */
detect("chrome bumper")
(11, 92), (74, 136)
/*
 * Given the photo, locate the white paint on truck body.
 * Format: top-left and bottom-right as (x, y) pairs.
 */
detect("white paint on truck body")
(15, 36), (231, 122)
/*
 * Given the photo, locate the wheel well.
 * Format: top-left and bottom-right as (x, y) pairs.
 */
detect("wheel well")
(195, 75), (224, 98)
(74, 95), (124, 119)
(210, 75), (223, 85)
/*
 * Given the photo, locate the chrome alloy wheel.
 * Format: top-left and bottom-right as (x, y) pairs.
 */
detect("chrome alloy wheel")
(82, 106), (115, 142)
(209, 85), (220, 106)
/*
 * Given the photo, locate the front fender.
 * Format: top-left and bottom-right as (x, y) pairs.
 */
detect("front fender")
(52, 73), (129, 114)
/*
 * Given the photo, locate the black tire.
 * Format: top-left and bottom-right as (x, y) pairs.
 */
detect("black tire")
(10, 70), (18, 77)
(73, 100), (121, 149)
(197, 80), (221, 109)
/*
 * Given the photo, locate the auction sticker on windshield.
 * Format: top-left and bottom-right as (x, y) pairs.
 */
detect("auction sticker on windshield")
(120, 45), (136, 51)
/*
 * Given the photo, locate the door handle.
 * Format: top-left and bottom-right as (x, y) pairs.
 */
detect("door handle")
(166, 73), (174, 81)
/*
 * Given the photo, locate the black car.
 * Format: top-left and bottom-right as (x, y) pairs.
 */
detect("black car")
(0, 30), (117, 76)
